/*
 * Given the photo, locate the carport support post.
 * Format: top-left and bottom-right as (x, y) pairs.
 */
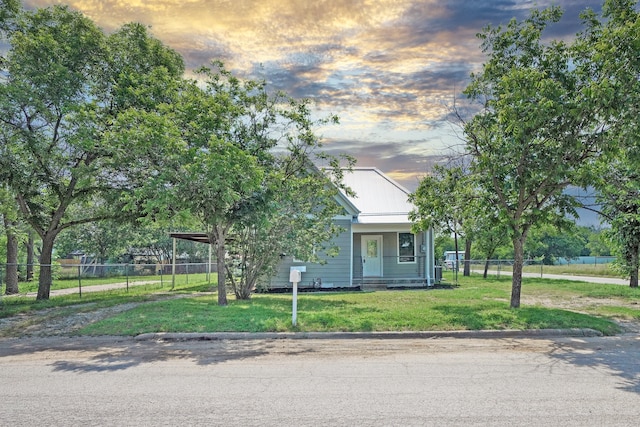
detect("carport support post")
(207, 243), (212, 285)
(171, 237), (176, 290)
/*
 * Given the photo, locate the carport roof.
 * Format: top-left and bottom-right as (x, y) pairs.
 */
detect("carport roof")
(169, 232), (210, 244)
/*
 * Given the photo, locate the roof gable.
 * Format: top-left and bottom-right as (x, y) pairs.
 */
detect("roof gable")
(340, 167), (414, 224)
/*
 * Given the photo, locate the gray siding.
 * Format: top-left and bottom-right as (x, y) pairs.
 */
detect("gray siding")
(268, 219), (353, 289)
(353, 232), (426, 279)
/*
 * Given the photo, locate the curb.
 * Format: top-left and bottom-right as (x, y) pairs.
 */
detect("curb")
(135, 328), (603, 342)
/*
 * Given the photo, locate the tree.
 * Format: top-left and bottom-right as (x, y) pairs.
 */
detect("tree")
(55, 219), (129, 264)
(228, 166), (348, 299)
(140, 63), (350, 304)
(525, 223), (585, 265)
(579, 0), (640, 287)
(24, 228), (35, 281)
(0, 6), (185, 299)
(595, 154), (640, 287)
(2, 213), (18, 294)
(583, 226), (612, 257)
(409, 164), (471, 276)
(463, 7), (605, 308)
(0, 185), (28, 294)
(0, 0), (20, 293)
(466, 202), (510, 279)
(135, 71), (265, 306)
(0, 0), (18, 34)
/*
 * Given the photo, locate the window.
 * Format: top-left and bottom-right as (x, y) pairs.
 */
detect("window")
(398, 233), (415, 263)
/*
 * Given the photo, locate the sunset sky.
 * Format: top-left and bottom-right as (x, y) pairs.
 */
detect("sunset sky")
(23, 0), (603, 190)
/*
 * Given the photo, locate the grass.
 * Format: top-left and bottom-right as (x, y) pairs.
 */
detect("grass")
(3, 273), (638, 337)
(75, 275), (640, 337)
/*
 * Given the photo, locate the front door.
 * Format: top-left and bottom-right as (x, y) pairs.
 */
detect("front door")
(361, 235), (383, 277)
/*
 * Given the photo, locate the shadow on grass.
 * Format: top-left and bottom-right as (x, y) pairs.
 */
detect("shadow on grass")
(430, 304), (620, 334)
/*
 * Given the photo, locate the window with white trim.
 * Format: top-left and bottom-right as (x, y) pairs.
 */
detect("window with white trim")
(398, 232), (415, 263)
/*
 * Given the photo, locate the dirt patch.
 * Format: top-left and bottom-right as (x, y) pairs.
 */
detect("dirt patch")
(522, 294), (640, 333)
(0, 293), (206, 338)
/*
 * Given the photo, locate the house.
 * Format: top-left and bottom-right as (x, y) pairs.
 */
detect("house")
(270, 167), (435, 290)
(169, 167), (436, 291)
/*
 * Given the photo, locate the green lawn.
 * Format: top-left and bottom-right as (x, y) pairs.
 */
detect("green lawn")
(76, 275), (639, 336)
(3, 274), (638, 337)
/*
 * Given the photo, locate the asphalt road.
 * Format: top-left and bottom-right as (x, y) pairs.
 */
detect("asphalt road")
(1, 334), (639, 426)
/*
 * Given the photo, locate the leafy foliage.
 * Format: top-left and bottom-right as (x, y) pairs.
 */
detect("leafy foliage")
(463, 6), (606, 307)
(579, 0), (640, 287)
(132, 63), (351, 304)
(0, 5), (185, 299)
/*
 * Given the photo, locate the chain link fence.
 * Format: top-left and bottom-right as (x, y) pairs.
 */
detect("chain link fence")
(442, 257), (617, 280)
(0, 262), (216, 297)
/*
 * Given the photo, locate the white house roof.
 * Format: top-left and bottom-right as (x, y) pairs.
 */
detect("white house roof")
(340, 167), (414, 224)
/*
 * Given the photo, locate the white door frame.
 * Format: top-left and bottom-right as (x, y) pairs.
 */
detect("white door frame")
(361, 235), (383, 277)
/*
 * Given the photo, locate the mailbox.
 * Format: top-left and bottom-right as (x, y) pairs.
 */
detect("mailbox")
(289, 269), (302, 283)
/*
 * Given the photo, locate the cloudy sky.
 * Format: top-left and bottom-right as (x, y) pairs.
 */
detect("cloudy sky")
(24, 0), (603, 190)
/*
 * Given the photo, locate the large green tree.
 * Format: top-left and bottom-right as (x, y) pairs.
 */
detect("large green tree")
(0, 0), (21, 294)
(134, 70), (264, 306)
(0, 6), (184, 299)
(463, 7), (606, 308)
(139, 63), (350, 304)
(579, 0), (640, 287)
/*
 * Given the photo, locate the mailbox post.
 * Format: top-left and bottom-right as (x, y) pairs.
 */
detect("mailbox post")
(289, 268), (303, 326)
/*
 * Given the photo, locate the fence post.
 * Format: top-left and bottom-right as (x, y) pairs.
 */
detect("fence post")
(125, 264), (129, 292)
(171, 238), (176, 290)
(207, 244), (212, 285)
(78, 265), (82, 298)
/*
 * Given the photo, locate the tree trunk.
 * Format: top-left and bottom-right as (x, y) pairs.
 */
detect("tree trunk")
(214, 226), (228, 306)
(26, 229), (34, 281)
(510, 236), (525, 308)
(4, 217), (19, 295)
(36, 232), (56, 300)
(463, 239), (472, 277)
(483, 249), (495, 279)
(629, 244), (639, 288)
